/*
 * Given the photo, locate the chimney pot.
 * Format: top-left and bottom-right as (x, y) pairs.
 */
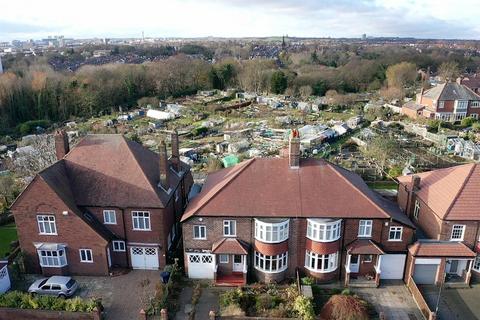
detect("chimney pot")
(288, 129), (300, 169)
(54, 130), (69, 160)
(171, 129), (180, 171)
(159, 140), (170, 191)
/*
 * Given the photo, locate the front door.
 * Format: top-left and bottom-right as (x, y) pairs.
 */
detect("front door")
(449, 260), (458, 274)
(233, 255), (243, 272)
(350, 254), (360, 273)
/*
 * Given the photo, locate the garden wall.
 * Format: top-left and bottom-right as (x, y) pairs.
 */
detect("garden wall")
(406, 277), (436, 320)
(0, 307), (101, 320)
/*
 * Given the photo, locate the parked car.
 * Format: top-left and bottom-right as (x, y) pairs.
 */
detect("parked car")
(28, 276), (78, 298)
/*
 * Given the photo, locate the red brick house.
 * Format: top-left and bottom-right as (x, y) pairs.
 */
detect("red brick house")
(11, 131), (192, 276)
(401, 82), (480, 122)
(181, 132), (415, 286)
(397, 164), (479, 286)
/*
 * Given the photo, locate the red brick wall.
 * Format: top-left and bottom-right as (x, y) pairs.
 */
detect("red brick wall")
(381, 221), (415, 252)
(12, 177), (109, 276)
(439, 221), (480, 249)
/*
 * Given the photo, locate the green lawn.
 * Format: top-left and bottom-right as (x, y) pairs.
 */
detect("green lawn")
(0, 223), (18, 258)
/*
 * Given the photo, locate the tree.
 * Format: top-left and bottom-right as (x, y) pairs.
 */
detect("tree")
(299, 85), (313, 98)
(270, 70), (288, 94)
(362, 135), (398, 173)
(438, 61), (460, 81)
(379, 86), (405, 101)
(385, 62), (417, 88)
(312, 80), (327, 96)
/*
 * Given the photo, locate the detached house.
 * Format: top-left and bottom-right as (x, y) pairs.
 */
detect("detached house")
(397, 164), (480, 286)
(402, 82), (480, 122)
(181, 131), (415, 286)
(11, 131), (192, 276)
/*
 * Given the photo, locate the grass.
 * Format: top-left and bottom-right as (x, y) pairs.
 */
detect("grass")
(0, 223), (18, 258)
(366, 181), (399, 190)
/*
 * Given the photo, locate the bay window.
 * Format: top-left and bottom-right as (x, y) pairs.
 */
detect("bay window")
(474, 256), (480, 272)
(38, 249), (67, 267)
(254, 251), (288, 273)
(255, 219), (289, 243)
(305, 251), (338, 273)
(306, 219), (341, 242)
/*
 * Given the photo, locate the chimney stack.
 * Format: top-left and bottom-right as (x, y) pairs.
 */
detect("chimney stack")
(412, 175), (421, 191)
(288, 129), (300, 169)
(54, 130), (69, 160)
(171, 129), (180, 171)
(158, 140), (170, 191)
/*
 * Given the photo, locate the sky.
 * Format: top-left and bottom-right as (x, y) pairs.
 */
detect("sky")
(1, 0), (479, 41)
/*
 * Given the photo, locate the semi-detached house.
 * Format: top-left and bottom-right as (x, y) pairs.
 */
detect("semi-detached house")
(11, 131), (192, 276)
(181, 131), (415, 286)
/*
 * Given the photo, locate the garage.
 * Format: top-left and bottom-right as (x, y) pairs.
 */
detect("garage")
(380, 254), (406, 279)
(187, 253), (215, 279)
(413, 258), (440, 284)
(130, 246), (159, 270)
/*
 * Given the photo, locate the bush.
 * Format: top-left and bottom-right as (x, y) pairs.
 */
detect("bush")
(0, 291), (99, 312)
(461, 116), (477, 127)
(293, 295), (315, 320)
(191, 126), (208, 137)
(301, 277), (315, 285)
(16, 120), (51, 135)
(320, 295), (369, 320)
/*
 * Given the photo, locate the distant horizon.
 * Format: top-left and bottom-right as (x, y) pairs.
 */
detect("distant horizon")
(2, 0), (479, 42)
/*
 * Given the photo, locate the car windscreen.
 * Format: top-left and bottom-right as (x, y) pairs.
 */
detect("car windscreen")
(38, 279), (48, 287)
(66, 279), (76, 288)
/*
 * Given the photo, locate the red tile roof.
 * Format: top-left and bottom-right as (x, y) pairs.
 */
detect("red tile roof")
(347, 239), (385, 255)
(398, 164), (480, 220)
(409, 241), (476, 258)
(212, 238), (249, 255)
(182, 157), (412, 226)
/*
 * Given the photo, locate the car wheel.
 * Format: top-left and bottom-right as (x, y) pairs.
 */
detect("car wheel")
(58, 294), (66, 299)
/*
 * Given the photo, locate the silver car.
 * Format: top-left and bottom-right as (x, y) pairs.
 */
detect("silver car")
(28, 276), (78, 298)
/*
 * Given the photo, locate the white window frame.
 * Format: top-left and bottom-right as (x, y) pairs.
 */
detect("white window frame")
(471, 101), (480, 108)
(306, 219), (341, 242)
(103, 210), (117, 225)
(254, 251), (288, 273)
(37, 215), (57, 235)
(413, 200), (420, 220)
(255, 219), (290, 243)
(450, 225), (466, 241)
(79, 249), (93, 263)
(219, 254), (229, 264)
(388, 226), (403, 241)
(304, 250), (338, 273)
(363, 254), (373, 263)
(358, 220), (373, 237)
(132, 211), (151, 231)
(193, 225), (207, 240)
(37, 248), (67, 267)
(223, 220), (236, 237)
(474, 256), (480, 272)
(112, 240), (126, 252)
(438, 101), (445, 109)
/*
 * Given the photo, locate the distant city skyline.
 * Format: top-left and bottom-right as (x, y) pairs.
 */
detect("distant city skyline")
(1, 0), (479, 41)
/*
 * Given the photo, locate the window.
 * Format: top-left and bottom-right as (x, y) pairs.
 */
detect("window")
(413, 200), (420, 220)
(193, 225), (206, 239)
(304, 251), (338, 273)
(255, 219), (289, 243)
(363, 255), (373, 263)
(112, 240), (126, 252)
(439, 101), (445, 109)
(451, 225), (465, 241)
(38, 249), (67, 267)
(471, 113), (479, 119)
(103, 210), (116, 224)
(472, 101), (480, 108)
(474, 256), (480, 272)
(223, 220), (236, 237)
(388, 226), (403, 241)
(132, 211), (150, 231)
(219, 254), (229, 263)
(37, 215), (57, 235)
(456, 100), (468, 110)
(79, 249), (93, 263)
(306, 219), (341, 242)
(358, 220), (372, 237)
(254, 251), (288, 273)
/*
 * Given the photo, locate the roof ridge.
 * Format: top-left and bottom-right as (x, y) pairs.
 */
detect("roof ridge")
(328, 161), (390, 219)
(181, 158), (256, 221)
(443, 163), (476, 220)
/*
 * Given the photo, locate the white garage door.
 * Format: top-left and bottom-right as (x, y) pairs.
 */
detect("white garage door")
(380, 254), (406, 279)
(187, 253), (215, 279)
(413, 264), (438, 284)
(130, 247), (159, 270)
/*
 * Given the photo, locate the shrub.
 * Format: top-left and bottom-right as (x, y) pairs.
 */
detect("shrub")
(255, 294), (277, 312)
(461, 116), (477, 127)
(0, 291), (99, 312)
(16, 120), (51, 135)
(341, 289), (352, 296)
(301, 277), (315, 285)
(293, 295), (315, 320)
(320, 294), (369, 320)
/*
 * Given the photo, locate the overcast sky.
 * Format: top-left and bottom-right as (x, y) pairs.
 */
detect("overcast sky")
(1, 0), (479, 41)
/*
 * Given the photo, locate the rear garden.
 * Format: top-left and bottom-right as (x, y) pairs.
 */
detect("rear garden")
(0, 223), (17, 258)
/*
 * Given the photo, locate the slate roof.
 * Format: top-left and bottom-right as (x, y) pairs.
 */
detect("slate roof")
(182, 157), (414, 228)
(408, 241), (475, 258)
(423, 82), (480, 101)
(398, 163), (480, 220)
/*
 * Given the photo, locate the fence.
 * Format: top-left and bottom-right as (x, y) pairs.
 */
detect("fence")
(406, 277), (436, 320)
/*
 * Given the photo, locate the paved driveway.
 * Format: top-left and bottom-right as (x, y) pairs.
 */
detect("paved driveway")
(419, 284), (480, 320)
(77, 270), (160, 320)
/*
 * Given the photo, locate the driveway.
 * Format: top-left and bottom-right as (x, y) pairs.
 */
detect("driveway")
(419, 284), (480, 320)
(354, 281), (423, 320)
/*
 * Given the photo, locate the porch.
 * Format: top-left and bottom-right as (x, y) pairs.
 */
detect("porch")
(212, 238), (248, 286)
(444, 258), (473, 288)
(345, 239), (384, 288)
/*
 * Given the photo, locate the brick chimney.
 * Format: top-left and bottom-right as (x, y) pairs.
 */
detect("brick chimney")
(54, 130), (69, 160)
(158, 140), (170, 191)
(171, 129), (180, 172)
(288, 129), (300, 169)
(411, 175), (421, 191)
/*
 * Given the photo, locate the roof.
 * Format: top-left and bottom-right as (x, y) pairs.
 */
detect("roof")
(423, 82), (480, 101)
(182, 157), (413, 227)
(212, 238), (249, 255)
(409, 241), (476, 258)
(402, 101), (425, 111)
(347, 239), (385, 255)
(398, 164), (480, 220)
